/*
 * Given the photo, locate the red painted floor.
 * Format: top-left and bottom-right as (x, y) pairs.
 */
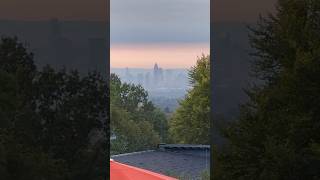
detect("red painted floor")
(110, 159), (177, 180)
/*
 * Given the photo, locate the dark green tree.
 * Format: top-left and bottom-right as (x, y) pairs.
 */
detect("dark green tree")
(215, 0), (320, 179)
(0, 37), (108, 180)
(33, 66), (108, 179)
(0, 37), (68, 179)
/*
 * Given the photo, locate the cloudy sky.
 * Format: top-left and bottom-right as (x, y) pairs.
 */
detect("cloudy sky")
(111, 0), (209, 44)
(111, 0), (210, 68)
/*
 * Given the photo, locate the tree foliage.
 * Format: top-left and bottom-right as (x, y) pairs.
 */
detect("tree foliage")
(0, 37), (107, 180)
(215, 1), (320, 179)
(110, 73), (168, 154)
(169, 55), (210, 144)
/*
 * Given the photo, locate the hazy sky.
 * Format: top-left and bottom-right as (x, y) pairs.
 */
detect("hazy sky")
(0, 0), (276, 22)
(111, 0), (210, 44)
(0, 0), (276, 68)
(111, 43), (209, 68)
(111, 0), (210, 68)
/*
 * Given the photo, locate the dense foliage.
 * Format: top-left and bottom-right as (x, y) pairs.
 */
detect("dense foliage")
(169, 55), (210, 144)
(0, 37), (108, 180)
(110, 74), (168, 154)
(215, 0), (320, 179)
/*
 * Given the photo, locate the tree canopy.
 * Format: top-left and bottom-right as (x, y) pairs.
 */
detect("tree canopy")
(110, 73), (168, 154)
(215, 0), (320, 179)
(169, 55), (210, 144)
(0, 37), (108, 180)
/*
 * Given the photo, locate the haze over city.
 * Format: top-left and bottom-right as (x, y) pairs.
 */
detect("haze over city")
(111, 0), (210, 69)
(110, 0), (209, 113)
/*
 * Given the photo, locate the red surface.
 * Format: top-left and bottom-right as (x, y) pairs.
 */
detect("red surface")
(110, 159), (178, 180)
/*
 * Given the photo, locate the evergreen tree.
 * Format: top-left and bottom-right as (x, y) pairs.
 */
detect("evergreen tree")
(215, 1), (320, 179)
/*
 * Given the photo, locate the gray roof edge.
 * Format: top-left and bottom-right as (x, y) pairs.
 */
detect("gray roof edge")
(111, 144), (211, 158)
(158, 144), (210, 150)
(111, 150), (155, 158)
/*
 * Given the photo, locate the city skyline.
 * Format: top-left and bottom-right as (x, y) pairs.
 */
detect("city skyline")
(111, 63), (190, 105)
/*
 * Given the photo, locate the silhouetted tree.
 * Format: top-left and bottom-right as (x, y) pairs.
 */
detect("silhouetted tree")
(0, 37), (108, 180)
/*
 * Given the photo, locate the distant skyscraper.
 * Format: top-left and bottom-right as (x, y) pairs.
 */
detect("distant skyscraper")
(154, 63), (159, 71)
(153, 63), (160, 86)
(145, 72), (150, 88)
(158, 67), (164, 82)
(165, 69), (173, 85)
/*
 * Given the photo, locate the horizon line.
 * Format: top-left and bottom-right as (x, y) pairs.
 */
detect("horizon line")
(110, 66), (190, 69)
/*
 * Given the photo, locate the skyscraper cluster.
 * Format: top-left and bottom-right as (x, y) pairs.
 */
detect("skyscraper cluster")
(153, 63), (163, 87)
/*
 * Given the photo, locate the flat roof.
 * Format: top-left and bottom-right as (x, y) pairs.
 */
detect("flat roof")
(111, 144), (210, 179)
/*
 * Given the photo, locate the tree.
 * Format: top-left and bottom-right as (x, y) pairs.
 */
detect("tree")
(0, 37), (68, 179)
(0, 37), (108, 180)
(110, 74), (166, 154)
(215, 1), (320, 179)
(33, 66), (108, 179)
(169, 55), (210, 144)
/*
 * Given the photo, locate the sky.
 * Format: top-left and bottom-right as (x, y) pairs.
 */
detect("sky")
(111, 43), (209, 68)
(0, 0), (276, 68)
(111, 0), (210, 68)
(0, 0), (275, 22)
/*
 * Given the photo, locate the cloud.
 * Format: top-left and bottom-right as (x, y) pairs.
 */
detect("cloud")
(111, 0), (210, 44)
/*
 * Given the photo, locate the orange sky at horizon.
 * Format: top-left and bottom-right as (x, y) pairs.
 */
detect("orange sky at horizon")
(111, 43), (209, 69)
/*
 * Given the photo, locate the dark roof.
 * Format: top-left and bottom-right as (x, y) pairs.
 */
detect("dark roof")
(111, 144), (210, 179)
